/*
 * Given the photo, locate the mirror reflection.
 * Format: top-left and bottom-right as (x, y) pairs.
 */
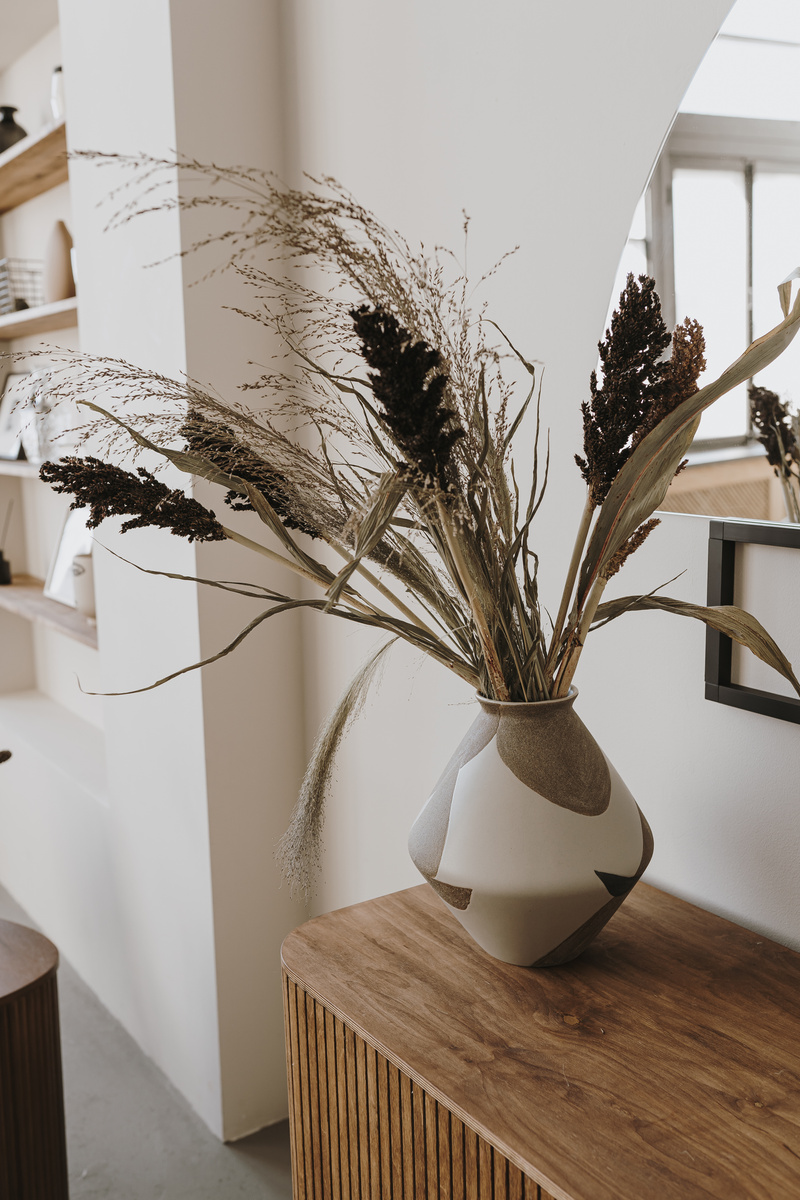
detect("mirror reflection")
(613, 0), (800, 521)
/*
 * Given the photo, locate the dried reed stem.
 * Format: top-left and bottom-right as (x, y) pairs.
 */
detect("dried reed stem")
(779, 471), (800, 523)
(553, 573), (609, 698)
(335, 548), (441, 642)
(435, 498), (510, 701)
(546, 492), (594, 678)
(221, 526), (379, 619)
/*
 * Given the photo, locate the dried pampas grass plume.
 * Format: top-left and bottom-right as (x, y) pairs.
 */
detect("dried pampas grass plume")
(276, 639), (397, 898)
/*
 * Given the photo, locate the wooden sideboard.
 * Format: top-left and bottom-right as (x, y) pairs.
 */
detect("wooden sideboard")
(281, 883), (800, 1200)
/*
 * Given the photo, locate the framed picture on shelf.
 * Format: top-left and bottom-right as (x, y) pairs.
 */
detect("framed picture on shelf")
(44, 508), (93, 608)
(0, 372), (33, 460)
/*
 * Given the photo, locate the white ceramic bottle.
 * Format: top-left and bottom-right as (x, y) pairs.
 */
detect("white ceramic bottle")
(42, 220), (76, 304)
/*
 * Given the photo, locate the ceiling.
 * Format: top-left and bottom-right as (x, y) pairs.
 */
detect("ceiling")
(0, 0), (59, 74)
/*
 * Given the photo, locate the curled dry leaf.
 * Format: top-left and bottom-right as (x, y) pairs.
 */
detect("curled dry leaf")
(593, 593), (800, 697)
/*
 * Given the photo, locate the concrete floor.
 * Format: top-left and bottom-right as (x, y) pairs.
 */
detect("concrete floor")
(0, 885), (293, 1199)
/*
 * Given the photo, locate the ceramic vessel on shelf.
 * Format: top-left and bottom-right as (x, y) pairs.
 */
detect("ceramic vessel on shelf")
(408, 689), (653, 966)
(42, 221), (76, 304)
(50, 67), (65, 121)
(72, 554), (95, 619)
(0, 107), (26, 153)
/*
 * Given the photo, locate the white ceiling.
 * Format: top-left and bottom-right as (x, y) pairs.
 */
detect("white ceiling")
(0, 0), (59, 74)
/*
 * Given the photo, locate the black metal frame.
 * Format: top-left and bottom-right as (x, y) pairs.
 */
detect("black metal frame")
(706, 520), (800, 724)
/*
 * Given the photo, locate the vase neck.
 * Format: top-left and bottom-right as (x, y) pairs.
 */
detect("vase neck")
(476, 688), (577, 716)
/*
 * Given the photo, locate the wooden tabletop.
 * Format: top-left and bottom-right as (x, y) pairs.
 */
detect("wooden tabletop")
(282, 883), (800, 1200)
(0, 920), (58, 1004)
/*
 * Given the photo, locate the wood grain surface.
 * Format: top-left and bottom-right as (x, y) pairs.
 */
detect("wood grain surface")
(0, 120), (68, 213)
(0, 919), (58, 1003)
(282, 883), (800, 1200)
(284, 977), (550, 1199)
(0, 574), (97, 648)
(0, 296), (78, 340)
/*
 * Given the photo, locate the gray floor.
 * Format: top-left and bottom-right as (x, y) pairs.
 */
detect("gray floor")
(0, 885), (293, 1199)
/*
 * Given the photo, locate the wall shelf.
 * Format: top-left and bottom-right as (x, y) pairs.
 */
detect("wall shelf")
(0, 121), (68, 213)
(0, 296), (78, 341)
(0, 688), (106, 804)
(0, 574), (97, 649)
(0, 460), (39, 478)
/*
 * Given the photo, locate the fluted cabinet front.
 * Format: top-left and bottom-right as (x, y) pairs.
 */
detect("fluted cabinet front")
(0, 971), (69, 1200)
(283, 975), (555, 1200)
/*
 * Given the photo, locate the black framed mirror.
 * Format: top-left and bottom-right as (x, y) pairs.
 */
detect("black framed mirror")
(706, 518), (800, 721)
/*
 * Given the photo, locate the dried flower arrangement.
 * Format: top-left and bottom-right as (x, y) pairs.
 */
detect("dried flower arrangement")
(32, 159), (800, 892)
(749, 383), (800, 522)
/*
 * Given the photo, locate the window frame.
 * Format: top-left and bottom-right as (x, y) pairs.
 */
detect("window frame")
(647, 113), (800, 452)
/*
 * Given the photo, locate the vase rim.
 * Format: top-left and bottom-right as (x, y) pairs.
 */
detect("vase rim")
(476, 687), (577, 711)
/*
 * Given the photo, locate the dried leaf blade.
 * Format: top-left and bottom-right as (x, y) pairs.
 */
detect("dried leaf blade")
(593, 593), (800, 696)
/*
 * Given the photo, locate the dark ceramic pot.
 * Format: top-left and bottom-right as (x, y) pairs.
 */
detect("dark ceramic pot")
(0, 108), (27, 153)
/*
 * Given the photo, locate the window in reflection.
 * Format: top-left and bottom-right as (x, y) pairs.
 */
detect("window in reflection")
(610, 0), (800, 521)
(752, 171), (800, 409)
(605, 194), (647, 332)
(672, 167), (748, 443)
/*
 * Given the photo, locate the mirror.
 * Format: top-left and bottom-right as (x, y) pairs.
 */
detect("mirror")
(612, 0), (800, 522)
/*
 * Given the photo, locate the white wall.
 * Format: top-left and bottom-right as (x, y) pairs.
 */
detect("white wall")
(57, 0), (225, 1136)
(168, 0), (308, 1140)
(576, 512), (800, 946)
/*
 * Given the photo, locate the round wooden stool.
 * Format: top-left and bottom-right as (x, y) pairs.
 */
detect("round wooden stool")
(0, 920), (68, 1200)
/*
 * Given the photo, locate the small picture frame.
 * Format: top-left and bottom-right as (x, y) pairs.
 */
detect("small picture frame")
(44, 508), (94, 608)
(0, 372), (34, 460)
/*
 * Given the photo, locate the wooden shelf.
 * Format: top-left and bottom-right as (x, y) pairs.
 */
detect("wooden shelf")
(0, 296), (78, 341)
(0, 460), (39, 478)
(0, 689), (106, 803)
(0, 575), (97, 648)
(0, 121), (68, 214)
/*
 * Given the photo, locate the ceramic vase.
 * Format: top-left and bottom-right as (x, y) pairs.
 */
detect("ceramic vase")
(71, 554), (95, 619)
(50, 67), (65, 122)
(0, 107), (26, 153)
(408, 690), (653, 966)
(42, 221), (76, 304)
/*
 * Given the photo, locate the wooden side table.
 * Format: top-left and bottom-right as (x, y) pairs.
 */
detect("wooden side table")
(282, 883), (800, 1200)
(0, 920), (69, 1200)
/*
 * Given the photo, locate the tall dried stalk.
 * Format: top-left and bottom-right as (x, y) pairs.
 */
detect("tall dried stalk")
(749, 382), (800, 522)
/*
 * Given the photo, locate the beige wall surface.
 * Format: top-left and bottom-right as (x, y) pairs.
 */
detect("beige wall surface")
(55, 0), (307, 1139)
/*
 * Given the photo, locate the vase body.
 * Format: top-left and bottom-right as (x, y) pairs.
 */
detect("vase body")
(42, 221), (76, 304)
(408, 691), (653, 966)
(0, 107), (26, 153)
